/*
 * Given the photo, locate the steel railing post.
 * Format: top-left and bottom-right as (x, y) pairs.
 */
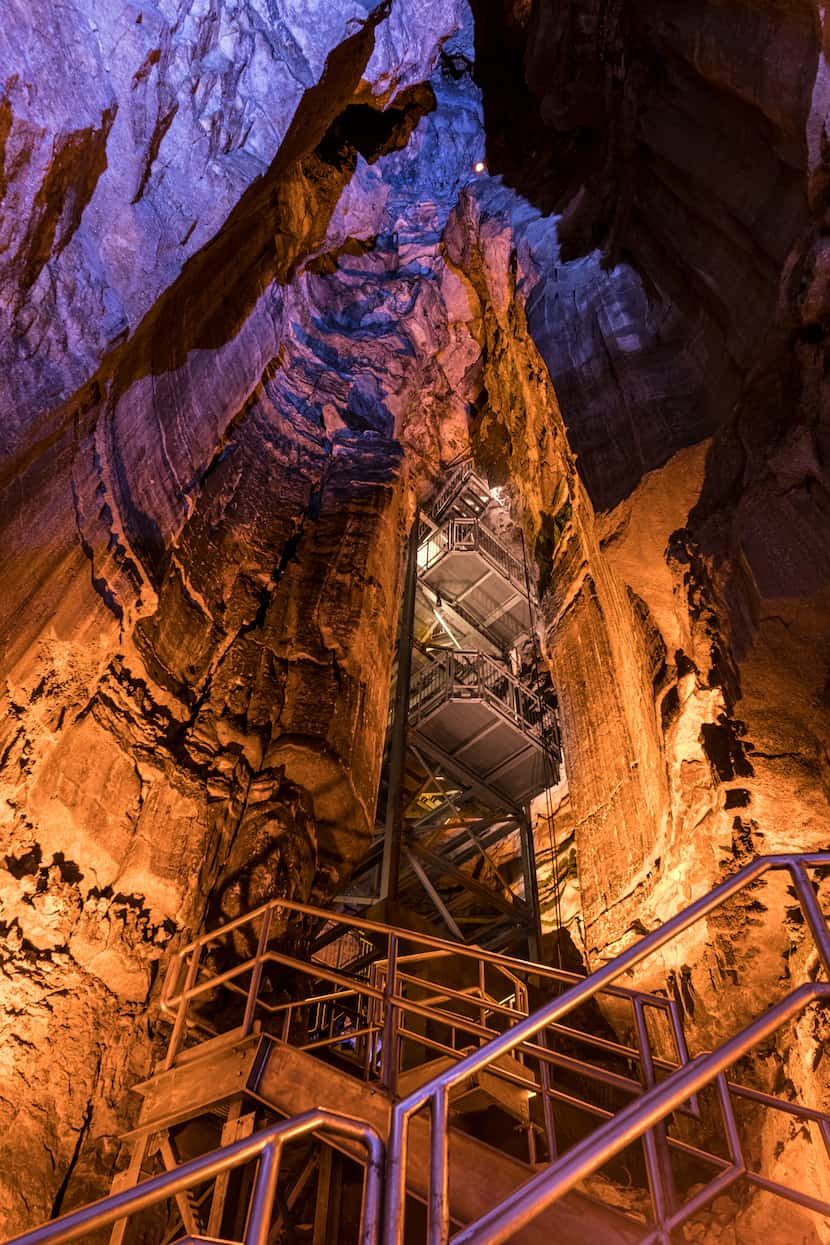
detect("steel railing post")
(384, 1105), (408, 1245)
(359, 1121), (385, 1245)
(791, 861), (830, 976)
(537, 1028), (557, 1161)
(663, 997), (701, 1118)
(245, 1141), (281, 1245)
(634, 998), (678, 1226)
(382, 933), (400, 1097)
(478, 958), (487, 1034)
(715, 1071), (744, 1168)
(6, 1111), (383, 1245)
(163, 941), (202, 1071)
(159, 951), (183, 1013)
(242, 906), (273, 1037)
(428, 1086), (450, 1245)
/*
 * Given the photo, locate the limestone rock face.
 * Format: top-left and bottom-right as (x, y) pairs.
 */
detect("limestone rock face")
(0, 0), (469, 455)
(0, 0), (479, 1227)
(464, 0), (830, 997)
(463, 2), (830, 1232)
(470, 0), (818, 508)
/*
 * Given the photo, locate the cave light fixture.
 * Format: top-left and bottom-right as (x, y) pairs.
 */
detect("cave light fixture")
(474, 159), (487, 174)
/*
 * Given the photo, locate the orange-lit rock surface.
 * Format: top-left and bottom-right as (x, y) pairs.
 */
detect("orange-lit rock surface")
(464, 3), (830, 1236)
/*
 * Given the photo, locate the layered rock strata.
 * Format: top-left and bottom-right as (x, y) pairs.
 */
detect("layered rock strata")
(462, 3), (830, 1235)
(0, 0), (477, 1226)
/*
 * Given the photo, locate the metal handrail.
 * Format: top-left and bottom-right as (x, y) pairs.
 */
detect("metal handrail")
(156, 884), (700, 1216)
(428, 458), (476, 521)
(10, 856), (829, 1245)
(161, 891), (671, 1014)
(417, 515), (529, 598)
(452, 982), (830, 1245)
(383, 851), (830, 1244)
(408, 649), (559, 750)
(160, 890), (688, 1077)
(5, 1110), (384, 1245)
(468, 521), (527, 593)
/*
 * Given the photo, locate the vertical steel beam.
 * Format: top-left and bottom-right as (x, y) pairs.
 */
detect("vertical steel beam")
(312, 1147), (343, 1245)
(519, 811), (543, 963)
(380, 511), (420, 903)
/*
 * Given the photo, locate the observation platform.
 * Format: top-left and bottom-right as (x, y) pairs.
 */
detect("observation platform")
(408, 649), (560, 810)
(417, 516), (533, 651)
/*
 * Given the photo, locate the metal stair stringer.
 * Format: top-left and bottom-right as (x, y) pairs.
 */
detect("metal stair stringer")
(254, 1036), (648, 1245)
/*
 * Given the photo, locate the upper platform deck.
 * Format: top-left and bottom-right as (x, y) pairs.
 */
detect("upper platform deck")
(417, 516), (533, 651)
(408, 649), (560, 810)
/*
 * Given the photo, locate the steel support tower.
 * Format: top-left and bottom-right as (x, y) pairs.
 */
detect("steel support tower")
(346, 457), (563, 957)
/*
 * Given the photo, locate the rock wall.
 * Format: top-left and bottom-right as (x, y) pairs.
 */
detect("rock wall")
(462, 2), (830, 1235)
(462, 0), (830, 1014)
(0, 0), (482, 1227)
(438, 167), (829, 1240)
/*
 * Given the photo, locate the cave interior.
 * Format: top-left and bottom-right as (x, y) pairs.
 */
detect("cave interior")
(1, 1), (830, 1243)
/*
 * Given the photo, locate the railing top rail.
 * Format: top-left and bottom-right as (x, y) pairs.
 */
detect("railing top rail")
(6, 1109), (384, 1245)
(428, 458), (477, 519)
(472, 524), (528, 587)
(162, 888), (673, 1013)
(167, 949), (388, 1016)
(164, 937), (687, 1088)
(449, 981), (830, 1245)
(418, 515), (529, 594)
(391, 853), (830, 1121)
(469, 649), (553, 715)
(409, 649), (557, 741)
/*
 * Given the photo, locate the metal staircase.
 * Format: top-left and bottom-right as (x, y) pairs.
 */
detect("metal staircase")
(407, 649), (558, 807)
(9, 852), (830, 1245)
(354, 458), (563, 956)
(416, 514), (534, 652)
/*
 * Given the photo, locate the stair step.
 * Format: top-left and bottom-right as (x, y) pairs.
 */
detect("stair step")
(396, 1049), (538, 1125)
(256, 1039), (648, 1244)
